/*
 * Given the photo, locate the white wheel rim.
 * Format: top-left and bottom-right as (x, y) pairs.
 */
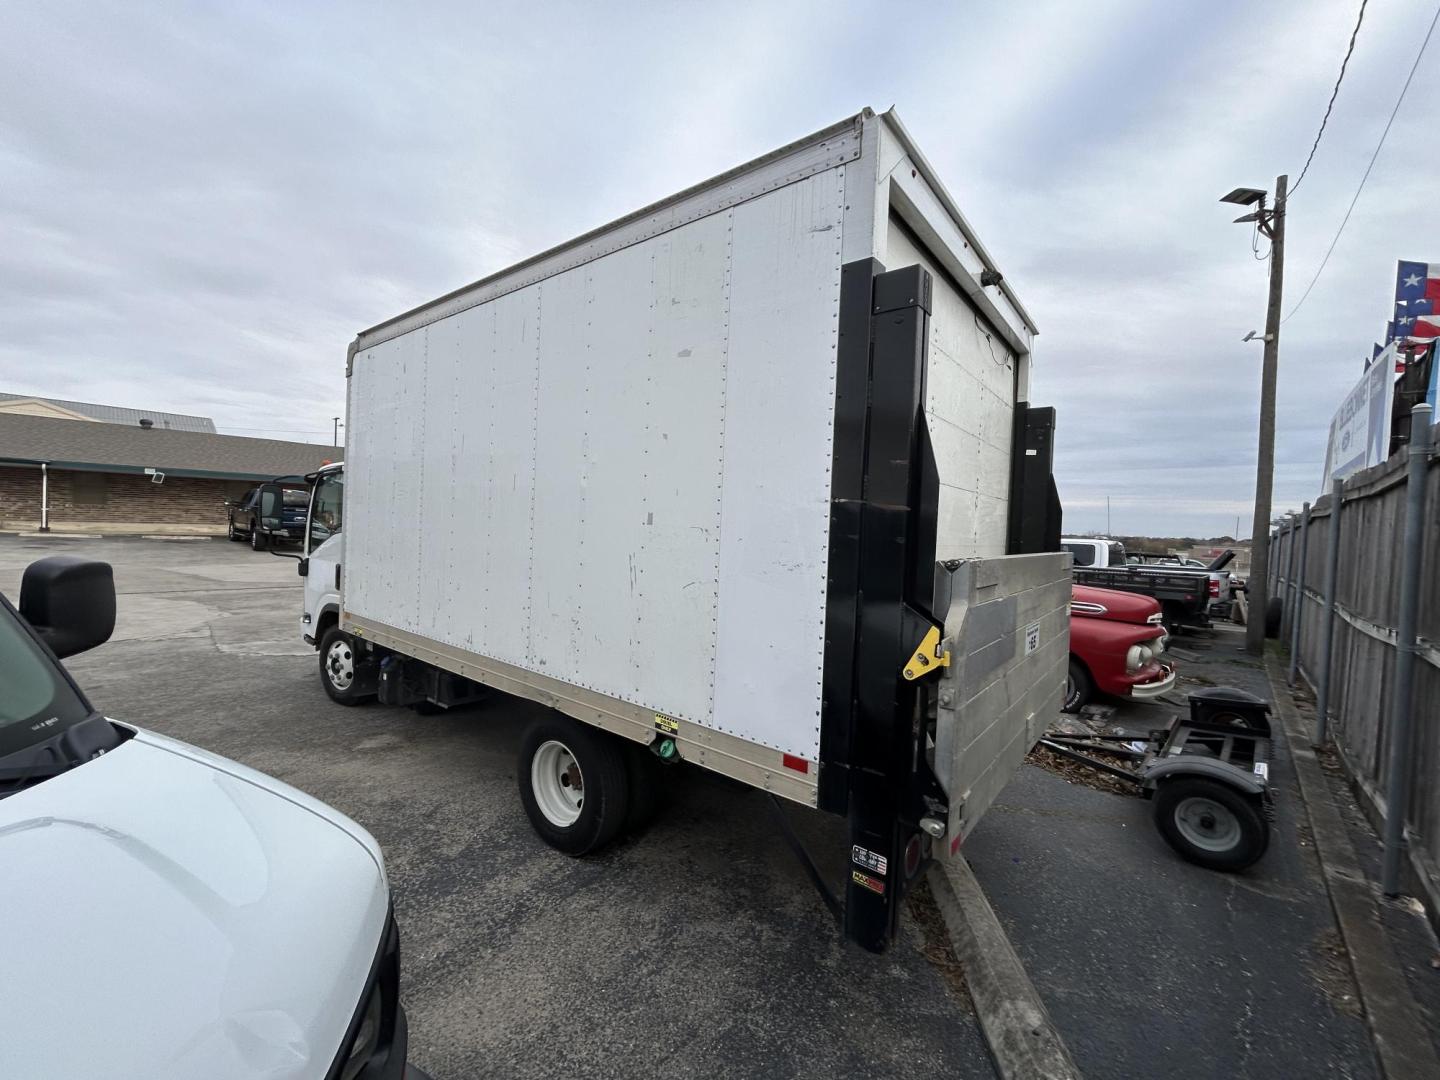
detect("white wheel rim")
(532, 740), (584, 828)
(326, 639), (355, 690)
(1174, 795), (1240, 853)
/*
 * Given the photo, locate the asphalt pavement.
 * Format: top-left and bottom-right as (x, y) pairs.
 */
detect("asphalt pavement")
(1, 536), (987, 1080)
(964, 624), (1382, 1079)
(6, 535), (1415, 1079)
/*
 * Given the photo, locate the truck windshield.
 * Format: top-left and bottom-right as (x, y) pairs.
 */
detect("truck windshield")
(0, 598), (92, 758)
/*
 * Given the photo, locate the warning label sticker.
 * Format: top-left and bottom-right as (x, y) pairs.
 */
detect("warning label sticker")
(851, 870), (886, 896)
(1023, 621), (1041, 656)
(653, 713), (679, 735)
(851, 845), (888, 875)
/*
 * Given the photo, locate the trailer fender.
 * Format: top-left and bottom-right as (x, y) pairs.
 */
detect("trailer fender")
(1143, 757), (1265, 797)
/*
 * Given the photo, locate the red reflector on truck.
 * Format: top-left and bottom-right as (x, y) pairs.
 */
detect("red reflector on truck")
(1209, 579), (1220, 598)
(782, 754), (809, 773)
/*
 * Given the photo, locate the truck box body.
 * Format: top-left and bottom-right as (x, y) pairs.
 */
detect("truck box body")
(341, 109), (1066, 947)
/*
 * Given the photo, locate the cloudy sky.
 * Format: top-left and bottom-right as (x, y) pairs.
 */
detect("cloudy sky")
(3, 0), (1437, 537)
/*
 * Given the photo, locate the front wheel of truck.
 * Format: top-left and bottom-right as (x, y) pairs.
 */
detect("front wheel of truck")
(519, 715), (631, 855)
(319, 626), (374, 706)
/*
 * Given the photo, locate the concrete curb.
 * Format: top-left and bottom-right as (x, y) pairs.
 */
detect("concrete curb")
(1265, 655), (1440, 1080)
(927, 860), (1082, 1080)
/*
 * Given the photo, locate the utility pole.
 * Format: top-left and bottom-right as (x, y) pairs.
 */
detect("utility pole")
(1106, 496), (1111, 536)
(1223, 175), (1287, 655)
(332, 417), (342, 447)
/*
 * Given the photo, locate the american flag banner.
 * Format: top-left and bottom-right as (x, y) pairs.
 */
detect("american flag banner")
(1395, 260), (1440, 304)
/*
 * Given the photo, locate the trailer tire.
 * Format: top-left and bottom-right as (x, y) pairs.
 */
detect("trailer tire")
(1153, 777), (1268, 871)
(519, 716), (631, 855)
(1063, 658), (1093, 713)
(319, 626), (374, 706)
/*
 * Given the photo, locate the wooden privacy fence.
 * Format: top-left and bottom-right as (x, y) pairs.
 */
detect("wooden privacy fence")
(1269, 440), (1440, 923)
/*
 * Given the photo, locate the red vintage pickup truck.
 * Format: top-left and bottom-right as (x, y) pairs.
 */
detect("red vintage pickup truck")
(1065, 584), (1175, 712)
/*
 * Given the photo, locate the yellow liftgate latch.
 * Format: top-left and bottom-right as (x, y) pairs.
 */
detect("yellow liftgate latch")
(902, 625), (950, 681)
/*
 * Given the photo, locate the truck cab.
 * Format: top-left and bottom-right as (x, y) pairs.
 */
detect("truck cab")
(301, 462), (345, 649)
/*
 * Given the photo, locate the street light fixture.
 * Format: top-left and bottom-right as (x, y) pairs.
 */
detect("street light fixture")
(1221, 175), (1288, 656)
(1220, 187), (1267, 206)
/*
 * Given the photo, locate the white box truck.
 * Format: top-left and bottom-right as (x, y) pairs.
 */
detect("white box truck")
(293, 108), (1068, 951)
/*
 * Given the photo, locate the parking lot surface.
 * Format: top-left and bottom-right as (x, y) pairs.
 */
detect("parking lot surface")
(966, 626), (1380, 1079)
(2, 536), (987, 1079)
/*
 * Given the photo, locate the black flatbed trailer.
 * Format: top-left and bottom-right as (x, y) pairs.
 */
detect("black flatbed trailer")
(1072, 565), (1211, 631)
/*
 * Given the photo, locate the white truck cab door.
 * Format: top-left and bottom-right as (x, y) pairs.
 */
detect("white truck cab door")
(302, 468), (344, 645)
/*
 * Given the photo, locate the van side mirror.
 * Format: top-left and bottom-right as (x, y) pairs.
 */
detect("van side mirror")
(20, 557), (116, 659)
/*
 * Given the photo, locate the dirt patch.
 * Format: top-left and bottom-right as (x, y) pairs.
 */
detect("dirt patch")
(1308, 927), (1364, 1019)
(907, 879), (974, 1011)
(1026, 743), (1140, 798)
(1314, 742), (1346, 779)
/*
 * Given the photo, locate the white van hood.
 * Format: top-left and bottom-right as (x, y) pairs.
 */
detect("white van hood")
(0, 727), (389, 1080)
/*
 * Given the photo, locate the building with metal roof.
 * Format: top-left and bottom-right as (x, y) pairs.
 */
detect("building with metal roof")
(0, 392), (218, 433)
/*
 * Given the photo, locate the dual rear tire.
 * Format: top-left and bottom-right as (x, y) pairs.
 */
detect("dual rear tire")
(518, 714), (664, 855)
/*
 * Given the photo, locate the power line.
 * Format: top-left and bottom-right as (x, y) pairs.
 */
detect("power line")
(1290, 0), (1368, 196)
(1282, 0), (1440, 325)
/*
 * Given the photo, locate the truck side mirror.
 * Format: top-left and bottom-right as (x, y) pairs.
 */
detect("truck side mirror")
(298, 558), (309, 578)
(20, 557), (116, 659)
(258, 483), (284, 531)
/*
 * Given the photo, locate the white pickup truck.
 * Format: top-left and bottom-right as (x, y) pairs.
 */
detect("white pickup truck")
(1063, 536), (1232, 631)
(0, 555), (425, 1080)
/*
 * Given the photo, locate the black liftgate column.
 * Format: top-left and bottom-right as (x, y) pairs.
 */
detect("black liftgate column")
(820, 260), (942, 952)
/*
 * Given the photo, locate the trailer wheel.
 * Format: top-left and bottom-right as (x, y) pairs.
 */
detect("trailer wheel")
(1063, 658), (1093, 713)
(319, 626), (374, 706)
(519, 716), (631, 855)
(1153, 778), (1268, 871)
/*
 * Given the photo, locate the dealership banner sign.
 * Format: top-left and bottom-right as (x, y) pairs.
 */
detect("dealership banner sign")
(1323, 343), (1396, 487)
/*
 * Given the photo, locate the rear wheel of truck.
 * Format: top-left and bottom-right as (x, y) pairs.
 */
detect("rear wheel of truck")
(1063, 658), (1093, 713)
(319, 626), (373, 706)
(519, 716), (630, 855)
(1152, 777), (1268, 871)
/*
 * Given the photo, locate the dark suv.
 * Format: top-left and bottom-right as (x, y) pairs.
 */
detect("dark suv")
(227, 478), (311, 550)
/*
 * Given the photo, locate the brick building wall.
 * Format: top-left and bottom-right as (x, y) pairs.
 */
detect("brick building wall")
(0, 465), (252, 534)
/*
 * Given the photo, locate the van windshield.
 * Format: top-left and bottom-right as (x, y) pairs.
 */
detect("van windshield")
(0, 598), (92, 758)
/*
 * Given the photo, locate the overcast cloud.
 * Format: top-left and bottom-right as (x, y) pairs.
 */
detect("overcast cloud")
(3, 0), (1437, 537)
